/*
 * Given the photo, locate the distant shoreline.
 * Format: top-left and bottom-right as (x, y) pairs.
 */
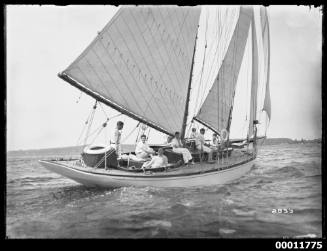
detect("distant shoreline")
(261, 138), (321, 145)
(7, 138), (321, 154)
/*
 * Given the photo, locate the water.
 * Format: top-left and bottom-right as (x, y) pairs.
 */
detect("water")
(6, 143), (322, 238)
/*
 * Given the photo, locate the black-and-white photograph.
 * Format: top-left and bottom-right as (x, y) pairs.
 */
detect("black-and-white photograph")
(6, 5), (322, 239)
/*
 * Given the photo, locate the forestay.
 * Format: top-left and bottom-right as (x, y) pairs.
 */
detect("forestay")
(60, 5), (201, 136)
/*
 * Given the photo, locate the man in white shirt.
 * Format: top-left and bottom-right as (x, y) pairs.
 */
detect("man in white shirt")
(112, 121), (124, 156)
(210, 132), (220, 150)
(171, 132), (194, 165)
(190, 128), (198, 139)
(142, 148), (168, 171)
(135, 134), (155, 159)
(196, 128), (214, 162)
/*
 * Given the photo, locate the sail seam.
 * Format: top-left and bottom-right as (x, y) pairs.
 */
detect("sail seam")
(87, 48), (152, 121)
(125, 10), (183, 128)
(130, 10), (182, 98)
(138, 9), (184, 98)
(156, 8), (186, 88)
(106, 19), (177, 130)
(87, 42), (151, 125)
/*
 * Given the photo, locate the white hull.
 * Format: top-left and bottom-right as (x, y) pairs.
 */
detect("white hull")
(39, 159), (254, 188)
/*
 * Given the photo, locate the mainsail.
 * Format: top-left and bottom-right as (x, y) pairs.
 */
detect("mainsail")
(194, 6), (253, 134)
(59, 6), (201, 136)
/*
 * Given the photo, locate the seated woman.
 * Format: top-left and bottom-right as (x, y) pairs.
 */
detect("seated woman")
(171, 132), (194, 165)
(135, 134), (155, 160)
(142, 148), (168, 171)
(196, 128), (214, 162)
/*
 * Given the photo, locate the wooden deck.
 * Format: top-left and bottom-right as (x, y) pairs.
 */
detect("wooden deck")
(58, 149), (255, 177)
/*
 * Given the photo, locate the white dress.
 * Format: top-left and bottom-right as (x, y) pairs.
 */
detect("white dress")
(143, 155), (168, 169)
(171, 138), (193, 163)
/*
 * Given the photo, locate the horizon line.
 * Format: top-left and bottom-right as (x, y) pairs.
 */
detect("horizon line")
(7, 137), (322, 152)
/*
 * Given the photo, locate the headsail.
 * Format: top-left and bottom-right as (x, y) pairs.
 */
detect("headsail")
(59, 6), (201, 136)
(248, 7), (259, 138)
(194, 6), (252, 134)
(260, 6), (271, 121)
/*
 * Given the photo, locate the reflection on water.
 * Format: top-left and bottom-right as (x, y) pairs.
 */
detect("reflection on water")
(6, 143), (322, 238)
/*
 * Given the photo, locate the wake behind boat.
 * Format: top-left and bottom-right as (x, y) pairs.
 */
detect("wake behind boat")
(39, 5), (271, 188)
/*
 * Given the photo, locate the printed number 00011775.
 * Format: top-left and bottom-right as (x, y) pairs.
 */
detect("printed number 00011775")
(275, 241), (322, 249)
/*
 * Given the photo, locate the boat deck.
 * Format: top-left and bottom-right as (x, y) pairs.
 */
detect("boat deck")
(54, 149), (255, 177)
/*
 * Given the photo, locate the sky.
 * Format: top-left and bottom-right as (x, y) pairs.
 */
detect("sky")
(6, 5), (322, 151)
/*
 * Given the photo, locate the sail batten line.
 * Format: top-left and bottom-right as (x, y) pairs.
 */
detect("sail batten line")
(156, 8), (190, 91)
(110, 15), (183, 130)
(105, 20), (180, 130)
(140, 9), (184, 94)
(93, 39), (175, 131)
(172, 9), (194, 74)
(166, 8), (189, 63)
(127, 10), (186, 107)
(149, 7), (190, 91)
(159, 8), (190, 84)
(160, 8), (191, 79)
(131, 10), (180, 94)
(91, 38), (156, 122)
(85, 53), (140, 110)
(172, 8), (192, 62)
(118, 13), (184, 107)
(59, 73), (174, 137)
(86, 49), (151, 123)
(75, 59), (129, 110)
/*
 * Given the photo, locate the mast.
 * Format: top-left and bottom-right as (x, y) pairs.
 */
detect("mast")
(181, 24), (200, 140)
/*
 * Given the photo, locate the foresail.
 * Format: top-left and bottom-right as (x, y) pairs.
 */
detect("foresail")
(60, 6), (201, 135)
(260, 7), (271, 121)
(194, 6), (252, 134)
(248, 7), (259, 138)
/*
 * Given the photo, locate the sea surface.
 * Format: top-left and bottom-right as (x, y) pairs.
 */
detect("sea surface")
(6, 143), (322, 238)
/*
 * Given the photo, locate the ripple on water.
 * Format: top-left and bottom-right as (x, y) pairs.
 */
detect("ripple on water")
(6, 144), (322, 238)
(143, 220), (172, 228)
(218, 228), (236, 234)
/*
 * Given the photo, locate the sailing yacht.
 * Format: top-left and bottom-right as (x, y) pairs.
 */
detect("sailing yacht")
(39, 5), (271, 188)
